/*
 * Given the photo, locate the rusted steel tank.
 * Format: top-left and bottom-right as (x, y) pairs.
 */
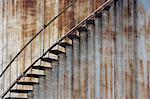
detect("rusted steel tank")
(0, 0), (106, 97)
(0, 0), (150, 99)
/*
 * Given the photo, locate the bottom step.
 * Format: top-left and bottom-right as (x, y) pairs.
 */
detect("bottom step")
(5, 97), (27, 99)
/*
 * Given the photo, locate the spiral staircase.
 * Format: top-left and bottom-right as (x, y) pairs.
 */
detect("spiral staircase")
(0, 0), (121, 98)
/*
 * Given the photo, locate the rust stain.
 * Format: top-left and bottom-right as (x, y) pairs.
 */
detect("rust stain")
(22, 0), (37, 38)
(24, 0), (36, 9)
(105, 61), (108, 99)
(94, 0), (105, 9)
(124, 26), (133, 35)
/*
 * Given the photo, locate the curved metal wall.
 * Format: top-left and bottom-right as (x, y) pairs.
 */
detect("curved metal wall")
(0, 0), (150, 98)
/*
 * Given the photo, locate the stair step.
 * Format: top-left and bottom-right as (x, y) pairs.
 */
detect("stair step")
(5, 97), (27, 99)
(48, 49), (65, 55)
(41, 57), (58, 63)
(104, 4), (111, 10)
(59, 42), (72, 48)
(77, 26), (88, 32)
(17, 81), (39, 85)
(68, 34), (79, 39)
(32, 65), (52, 70)
(10, 89), (32, 93)
(86, 19), (95, 25)
(95, 12), (102, 17)
(25, 74), (45, 78)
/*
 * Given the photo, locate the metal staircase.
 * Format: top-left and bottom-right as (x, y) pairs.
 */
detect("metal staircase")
(1, 0), (115, 98)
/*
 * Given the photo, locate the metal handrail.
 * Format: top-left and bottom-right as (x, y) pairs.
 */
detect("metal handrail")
(1, 0), (113, 98)
(0, 0), (78, 78)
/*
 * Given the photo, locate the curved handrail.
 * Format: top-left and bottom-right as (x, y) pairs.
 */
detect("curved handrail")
(1, 0), (113, 98)
(0, 0), (78, 78)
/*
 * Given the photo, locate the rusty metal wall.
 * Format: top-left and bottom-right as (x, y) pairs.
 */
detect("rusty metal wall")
(0, 0), (150, 98)
(0, 0), (106, 96)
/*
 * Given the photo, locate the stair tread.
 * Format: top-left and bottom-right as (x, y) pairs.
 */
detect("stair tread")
(49, 49), (65, 55)
(10, 89), (32, 93)
(59, 42), (72, 48)
(86, 19), (95, 25)
(25, 74), (45, 78)
(68, 34), (79, 39)
(5, 97), (27, 99)
(95, 12), (102, 17)
(77, 26), (88, 32)
(41, 57), (58, 63)
(104, 4), (111, 10)
(32, 65), (52, 70)
(17, 81), (39, 85)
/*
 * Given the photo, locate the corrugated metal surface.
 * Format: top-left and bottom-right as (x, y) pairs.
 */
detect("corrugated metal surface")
(0, 0), (150, 98)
